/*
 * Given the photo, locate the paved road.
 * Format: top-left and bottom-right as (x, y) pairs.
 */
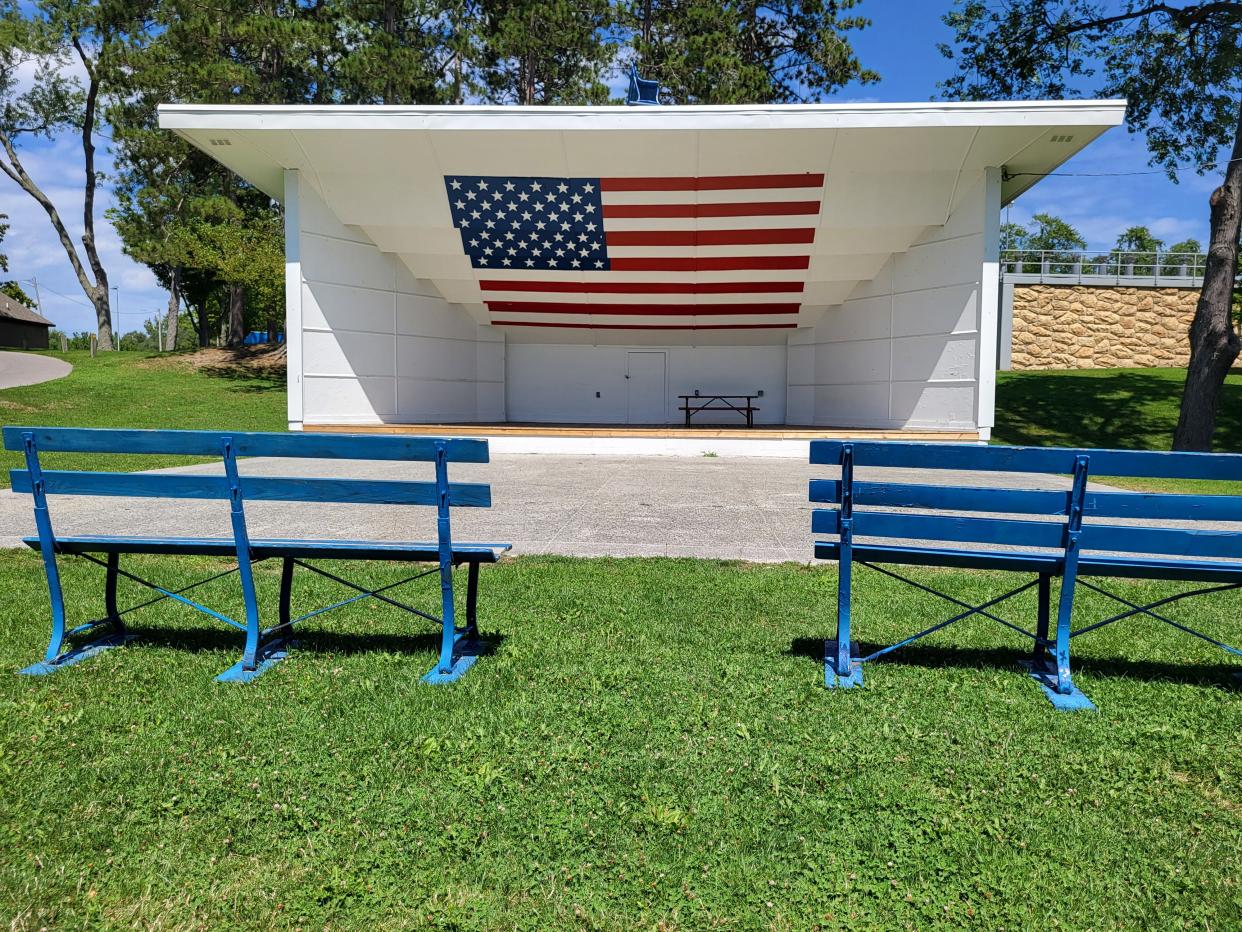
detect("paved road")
(0, 454), (1118, 561)
(0, 351), (72, 389)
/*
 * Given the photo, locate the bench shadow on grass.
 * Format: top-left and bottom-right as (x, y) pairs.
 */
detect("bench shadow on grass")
(786, 637), (1239, 691)
(110, 625), (506, 664)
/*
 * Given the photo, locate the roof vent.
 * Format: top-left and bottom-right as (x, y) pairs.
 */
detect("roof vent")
(209, 138), (232, 147)
(1050, 134), (1074, 143)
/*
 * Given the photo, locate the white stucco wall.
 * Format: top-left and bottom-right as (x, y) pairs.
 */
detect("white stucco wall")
(786, 171), (999, 434)
(506, 344), (787, 424)
(288, 173), (504, 427)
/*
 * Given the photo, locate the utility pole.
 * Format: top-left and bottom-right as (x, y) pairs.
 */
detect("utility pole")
(112, 286), (121, 351)
(23, 277), (42, 313)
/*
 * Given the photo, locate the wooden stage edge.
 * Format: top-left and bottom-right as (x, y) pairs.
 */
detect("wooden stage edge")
(306, 424), (982, 442)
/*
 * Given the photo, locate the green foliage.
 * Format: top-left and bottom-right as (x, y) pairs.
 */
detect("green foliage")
(620, 0), (878, 104)
(0, 552), (1237, 926)
(999, 221), (1029, 251)
(0, 280), (35, 307)
(0, 210), (7, 273)
(1001, 213), (1087, 272)
(940, 1), (1242, 178)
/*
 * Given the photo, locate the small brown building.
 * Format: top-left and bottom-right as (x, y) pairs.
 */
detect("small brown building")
(0, 293), (54, 350)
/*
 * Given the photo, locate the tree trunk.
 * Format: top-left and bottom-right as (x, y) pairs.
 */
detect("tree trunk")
(91, 286), (115, 351)
(226, 283), (246, 348)
(1172, 103), (1242, 451)
(165, 266), (181, 352)
(196, 303), (210, 348)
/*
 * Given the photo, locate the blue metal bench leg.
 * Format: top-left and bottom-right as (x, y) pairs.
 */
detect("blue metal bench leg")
(217, 438), (291, 683)
(825, 443), (862, 689)
(19, 433), (133, 676)
(424, 444), (483, 684)
(1029, 457), (1095, 711)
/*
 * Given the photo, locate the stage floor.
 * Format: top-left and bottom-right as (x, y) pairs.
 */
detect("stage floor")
(307, 423), (981, 442)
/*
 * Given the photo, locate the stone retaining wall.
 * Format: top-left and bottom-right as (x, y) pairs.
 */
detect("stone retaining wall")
(1010, 284), (1199, 370)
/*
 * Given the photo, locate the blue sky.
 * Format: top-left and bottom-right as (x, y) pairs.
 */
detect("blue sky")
(0, 0), (1220, 335)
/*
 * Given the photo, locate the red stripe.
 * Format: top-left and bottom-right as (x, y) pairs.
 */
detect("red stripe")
(607, 229), (815, 247)
(479, 280), (804, 295)
(602, 201), (820, 219)
(609, 256), (811, 272)
(599, 174), (825, 192)
(487, 301), (801, 316)
(491, 320), (797, 330)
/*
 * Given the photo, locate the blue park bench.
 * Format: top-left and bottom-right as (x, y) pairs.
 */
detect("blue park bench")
(4, 426), (511, 683)
(810, 440), (1242, 710)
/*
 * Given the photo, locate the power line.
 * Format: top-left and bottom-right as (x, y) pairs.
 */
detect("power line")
(1005, 155), (1242, 181)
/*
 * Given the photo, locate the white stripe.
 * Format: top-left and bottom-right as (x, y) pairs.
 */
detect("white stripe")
(469, 268), (807, 284)
(606, 244), (815, 258)
(482, 291), (804, 306)
(489, 314), (800, 327)
(600, 187), (824, 206)
(602, 215), (819, 232)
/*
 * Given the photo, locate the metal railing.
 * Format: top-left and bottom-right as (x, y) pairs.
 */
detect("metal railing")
(1000, 249), (1206, 286)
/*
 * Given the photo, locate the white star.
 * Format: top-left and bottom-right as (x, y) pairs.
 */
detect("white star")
(578, 233), (588, 242)
(531, 246), (542, 256)
(531, 181), (542, 192)
(466, 190), (476, 200)
(583, 183), (595, 193)
(492, 190), (503, 200)
(469, 238), (479, 247)
(478, 255), (488, 264)
(561, 222), (571, 231)
(511, 220), (521, 229)
(504, 180), (515, 191)
(571, 258), (581, 268)
(517, 240), (527, 249)
(505, 231), (515, 240)
(556, 248), (565, 257)
(450, 179), (462, 190)
(518, 191), (529, 201)
(548, 258), (558, 267)
(478, 180), (489, 190)
(484, 246), (493, 254)
(585, 222), (597, 231)
(502, 257), (511, 266)
(590, 241), (601, 250)
(548, 212), (559, 222)
(455, 200), (465, 210)
(522, 211), (532, 221)
(571, 193), (582, 203)
(535, 220), (546, 230)
(471, 210), (481, 221)
(584, 204), (595, 213)
(508, 246), (516, 255)
(554, 232), (563, 241)
(557, 182), (569, 193)
(525, 259), (535, 267)
(594, 260), (604, 268)
(507, 201), (517, 212)
(573, 211), (584, 222)
(559, 202), (569, 213)
(485, 219), (495, 229)
(533, 200), (545, 212)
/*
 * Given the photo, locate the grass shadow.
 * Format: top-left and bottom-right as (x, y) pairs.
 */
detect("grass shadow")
(994, 368), (1242, 451)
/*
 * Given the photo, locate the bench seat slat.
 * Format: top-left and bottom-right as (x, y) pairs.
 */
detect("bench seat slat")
(810, 440), (1242, 481)
(11, 470), (492, 507)
(812, 508), (1066, 549)
(26, 536), (511, 562)
(813, 541), (1242, 584)
(2, 426), (490, 463)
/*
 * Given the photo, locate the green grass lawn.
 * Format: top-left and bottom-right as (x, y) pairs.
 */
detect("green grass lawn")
(0, 350), (285, 488)
(0, 552), (1237, 929)
(995, 367), (1242, 493)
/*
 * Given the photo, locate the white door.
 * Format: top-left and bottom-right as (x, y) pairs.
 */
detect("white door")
(626, 352), (667, 424)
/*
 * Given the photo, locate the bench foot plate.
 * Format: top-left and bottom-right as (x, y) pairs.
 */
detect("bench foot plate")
(217, 638), (296, 684)
(824, 639), (864, 689)
(19, 632), (137, 676)
(1026, 661), (1096, 712)
(422, 635), (483, 685)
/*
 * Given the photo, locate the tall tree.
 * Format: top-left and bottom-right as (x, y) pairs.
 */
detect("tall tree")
(0, 0), (146, 349)
(1115, 224), (1164, 275)
(940, 1), (1242, 450)
(474, 0), (615, 104)
(622, 0), (877, 103)
(0, 210), (8, 273)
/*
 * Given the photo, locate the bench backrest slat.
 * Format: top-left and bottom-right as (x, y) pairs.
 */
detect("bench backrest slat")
(2, 426), (489, 463)
(10, 470), (493, 507)
(813, 509), (1066, 550)
(810, 440), (1242, 481)
(810, 440), (1242, 562)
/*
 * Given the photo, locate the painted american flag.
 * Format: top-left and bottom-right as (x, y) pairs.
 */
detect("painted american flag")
(443, 173), (825, 331)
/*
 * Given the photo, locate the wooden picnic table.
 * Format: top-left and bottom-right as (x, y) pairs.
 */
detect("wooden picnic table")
(678, 394), (759, 427)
